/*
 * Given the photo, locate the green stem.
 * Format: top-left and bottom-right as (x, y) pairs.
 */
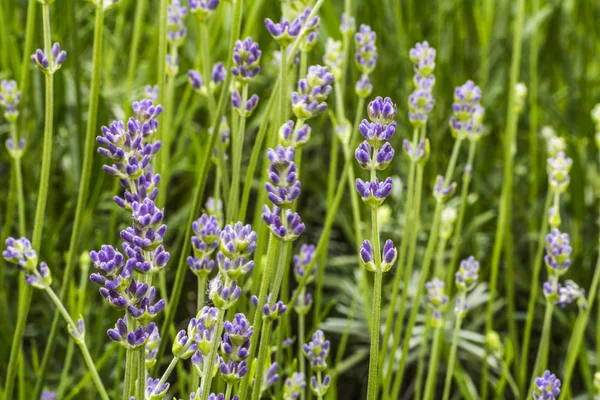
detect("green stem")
(238, 235), (280, 399)
(18, 0), (37, 118)
(33, 4), (105, 396)
(227, 84), (248, 222)
(442, 313), (464, 400)
(125, 0), (147, 105)
(279, 44), (288, 129)
(200, 308), (226, 400)
(518, 188), (552, 390)
(5, 4), (54, 398)
(446, 140), (477, 292)
(157, 54), (177, 207)
(481, 0), (526, 396)
(43, 284), (109, 400)
(366, 205), (382, 400)
(298, 310), (306, 400)
(225, 384), (233, 400)
(9, 123), (26, 236)
(155, 356), (179, 394)
(526, 304), (554, 400)
(156, 0), (168, 143)
(316, 371), (324, 400)
(251, 320), (274, 400)
(414, 313), (432, 400)
(423, 326), (443, 400)
(123, 344), (132, 400)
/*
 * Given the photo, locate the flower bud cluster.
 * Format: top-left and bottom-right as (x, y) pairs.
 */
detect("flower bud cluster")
(0, 80), (21, 122)
(291, 65), (334, 120)
(425, 278), (448, 327)
(303, 330), (332, 397)
(292, 244), (316, 315)
(449, 80), (485, 141)
(31, 42), (67, 74)
(265, 7), (319, 47)
(407, 41), (436, 129)
(3, 237), (53, 289)
(189, 62), (226, 97)
(454, 256), (480, 318)
(354, 24), (377, 98)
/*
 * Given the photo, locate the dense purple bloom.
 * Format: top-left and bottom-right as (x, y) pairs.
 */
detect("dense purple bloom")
(231, 37), (262, 83)
(291, 65), (334, 119)
(210, 277), (242, 310)
(355, 177), (393, 207)
(127, 286), (166, 324)
(354, 25), (377, 74)
(221, 313), (252, 361)
(219, 358), (248, 384)
(409, 41), (436, 76)
(31, 42), (67, 74)
(220, 222), (257, 259)
(368, 96), (397, 125)
(265, 145), (301, 206)
(455, 256), (480, 291)
(303, 330), (330, 371)
(355, 141), (394, 170)
(217, 251), (254, 280)
(0, 80), (21, 121)
(449, 80), (485, 140)
(167, 0), (188, 44)
(3, 237), (37, 272)
(191, 214), (221, 255)
(533, 370), (561, 400)
(252, 294), (287, 321)
(262, 206), (305, 241)
(107, 318), (155, 349)
(544, 228), (572, 276)
(187, 255), (215, 278)
(359, 120), (396, 147)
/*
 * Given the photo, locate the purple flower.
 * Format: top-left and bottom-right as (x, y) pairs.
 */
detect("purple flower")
(5, 137), (26, 159)
(144, 85), (158, 102)
(189, 69), (203, 91)
(555, 280), (587, 309)
(0, 79), (21, 121)
(107, 319), (155, 349)
(187, 255), (215, 278)
(358, 239), (396, 272)
(209, 277), (242, 310)
(403, 138), (430, 164)
(191, 214), (221, 256)
(232, 90), (260, 117)
(284, 372), (306, 400)
(303, 330), (330, 371)
(293, 244), (317, 283)
(146, 377), (170, 399)
(544, 228), (572, 276)
(547, 152), (572, 193)
(409, 41), (436, 77)
(265, 145), (301, 206)
(368, 96), (397, 125)
(261, 362), (279, 392)
(172, 329), (198, 359)
(217, 251), (254, 280)
(266, 8), (318, 47)
(127, 286), (166, 324)
(25, 261), (52, 289)
(167, 0), (188, 44)
(433, 175), (456, 203)
(340, 13), (356, 36)
(455, 256), (480, 292)
(31, 42), (67, 74)
(41, 390), (57, 400)
(220, 222), (257, 259)
(219, 358), (248, 384)
(533, 370), (561, 400)
(3, 237), (38, 272)
(355, 74), (373, 98)
(355, 141), (394, 170)
(358, 120), (396, 147)
(188, 0), (219, 20)
(426, 278), (448, 309)
(449, 80), (485, 140)
(262, 206), (305, 241)
(221, 313), (252, 361)
(251, 294), (287, 321)
(310, 373), (331, 397)
(279, 120), (311, 148)
(291, 65), (334, 119)
(355, 177), (393, 207)
(354, 25), (377, 74)
(293, 290), (313, 315)
(145, 324), (160, 368)
(408, 89), (435, 127)
(231, 37), (262, 84)
(192, 352), (220, 379)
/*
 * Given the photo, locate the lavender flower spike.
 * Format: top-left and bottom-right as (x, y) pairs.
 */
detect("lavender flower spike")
(354, 24), (378, 74)
(0, 79), (21, 121)
(409, 41), (436, 77)
(188, 0), (219, 20)
(303, 330), (330, 371)
(3, 237), (38, 272)
(31, 42), (67, 74)
(355, 177), (393, 207)
(533, 370), (561, 400)
(291, 65), (334, 119)
(231, 37), (262, 84)
(284, 372), (306, 400)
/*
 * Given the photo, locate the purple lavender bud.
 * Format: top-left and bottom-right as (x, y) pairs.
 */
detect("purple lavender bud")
(359, 240), (376, 272)
(355, 141), (372, 169)
(355, 74), (373, 98)
(144, 85), (159, 101)
(145, 324), (160, 368)
(408, 89), (435, 128)
(167, 0), (188, 44)
(41, 390), (58, 400)
(0, 80), (21, 122)
(31, 43), (67, 73)
(261, 362), (279, 392)
(262, 205), (305, 241)
(189, 70), (203, 91)
(265, 13), (303, 47)
(293, 244), (317, 283)
(455, 256), (480, 292)
(368, 96), (397, 125)
(354, 25), (378, 74)
(25, 261), (52, 289)
(302, 330), (330, 371)
(191, 214), (221, 256)
(222, 313), (252, 361)
(293, 290), (313, 315)
(172, 329), (198, 359)
(533, 370), (561, 400)
(217, 251), (254, 280)
(310, 373), (331, 397)
(409, 41), (436, 77)
(359, 120), (397, 147)
(433, 175), (456, 203)
(381, 239), (397, 272)
(219, 358), (248, 384)
(544, 228), (572, 276)
(340, 13), (356, 36)
(245, 94), (259, 114)
(449, 80), (485, 140)
(192, 352), (220, 378)
(3, 237), (38, 272)
(108, 319), (155, 349)
(425, 278), (448, 309)
(209, 277), (242, 310)
(265, 145), (302, 206)
(291, 65), (334, 119)
(556, 280), (587, 310)
(301, 31), (319, 53)
(188, 0), (219, 20)
(220, 222), (257, 258)
(231, 89), (242, 109)
(547, 152), (572, 193)
(279, 120), (311, 148)
(231, 37), (262, 84)
(146, 377), (170, 399)
(355, 177), (393, 207)
(188, 255), (215, 278)
(403, 138), (430, 164)
(127, 286), (166, 324)
(212, 62), (226, 83)
(284, 372), (306, 400)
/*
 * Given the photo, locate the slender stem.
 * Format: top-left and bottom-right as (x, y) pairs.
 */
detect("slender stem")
(316, 371), (324, 400)
(423, 326), (443, 400)
(135, 346), (145, 399)
(18, 0), (37, 121)
(481, 0), (526, 396)
(155, 356), (179, 393)
(526, 304), (554, 400)
(238, 235), (279, 399)
(442, 314), (464, 400)
(9, 123), (26, 235)
(43, 284), (109, 400)
(225, 384), (233, 400)
(33, 4), (105, 396)
(228, 84), (248, 221)
(200, 308), (226, 400)
(5, 4), (54, 398)
(279, 45), (288, 129)
(125, 0), (147, 105)
(518, 188), (552, 389)
(298, 311), (306, 400)
(157, 52), (178, 207)
(414, 312), (432, 400)
(251, 320), (274, 400)
(366, 204), (382, 400)
(123, 345), (132, 400)
(156, 0), (168, 144)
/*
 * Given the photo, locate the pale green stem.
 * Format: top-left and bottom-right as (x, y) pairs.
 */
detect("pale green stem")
(125, 0), (147, 105)
(251, 320), (274, 400)
(299, 309), (306, 400)
(518, 188), (553, 389)
(154, 356), (179, 394)
(422, 326), (443, 400)
(442, 312), (464, 400)
(34, 3), (105, 396)
(414, 312), (432, 400)
(481, 0), (526, 396)
(200, 307), (226, 400)
(526, 304), (554, 400)
(225, 384), (233, 400)
(366, 205), (382, 400)
(316, 371), (324, 400)
(5, 4), (54, 398)
(227, 84), (248, 222)
(9, 123), (25, 235)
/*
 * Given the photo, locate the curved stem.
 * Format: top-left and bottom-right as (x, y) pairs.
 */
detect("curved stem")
(422, 326), (443, 400)
(34, 4), (105, 396)
(442, 314), (464, 400)
(481, 0), (526, 395)
(518, 188), (552, 389)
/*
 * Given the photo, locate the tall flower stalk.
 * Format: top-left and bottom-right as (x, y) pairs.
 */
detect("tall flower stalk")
(33, 0), (111, 395)
(3, 2), (66, 396)
(422, 278), (448, 400)
(354, 96), (398, 400)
